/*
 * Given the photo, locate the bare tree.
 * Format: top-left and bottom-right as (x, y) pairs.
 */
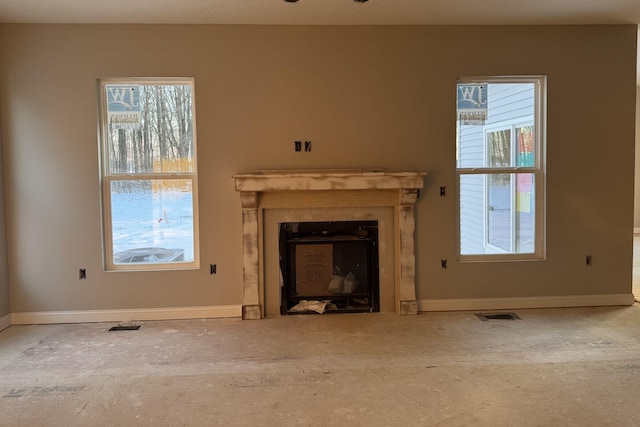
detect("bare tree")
(108, 83), (194, 188)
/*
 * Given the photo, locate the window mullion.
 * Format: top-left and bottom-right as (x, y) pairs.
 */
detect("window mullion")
(107, 173), (195, 181)
(458, 167), (537, 175)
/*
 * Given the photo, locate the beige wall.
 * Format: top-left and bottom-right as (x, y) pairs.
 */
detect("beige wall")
(636, 86), (640, 228)
(0, 131), (8, 318)
(0, 24), (636, 313)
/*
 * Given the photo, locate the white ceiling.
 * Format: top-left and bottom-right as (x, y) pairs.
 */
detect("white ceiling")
(0, 0), (639, 26)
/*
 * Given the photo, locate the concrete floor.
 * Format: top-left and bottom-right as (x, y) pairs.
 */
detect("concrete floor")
(1, 236), (639, 426)
(1, 306), (640, 426)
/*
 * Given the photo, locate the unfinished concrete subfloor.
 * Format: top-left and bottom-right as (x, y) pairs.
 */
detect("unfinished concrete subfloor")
(1, 307), (640, 426)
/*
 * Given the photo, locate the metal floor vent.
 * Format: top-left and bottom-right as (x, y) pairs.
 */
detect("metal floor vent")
(475, 312), (521, 321)
(108, 325), (141, 331)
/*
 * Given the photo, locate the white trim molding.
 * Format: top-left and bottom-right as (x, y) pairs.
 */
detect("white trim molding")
(10, 305), (242, 325)
(418, 294), (635, 312)
(0, 313), (11, 331)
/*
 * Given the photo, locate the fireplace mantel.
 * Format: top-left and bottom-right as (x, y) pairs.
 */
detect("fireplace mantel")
(234, 169), (426, 192)
(233, 169), (426, 319)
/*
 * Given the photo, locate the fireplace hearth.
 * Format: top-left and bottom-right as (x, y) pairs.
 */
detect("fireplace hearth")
(279, 220), (379, 314)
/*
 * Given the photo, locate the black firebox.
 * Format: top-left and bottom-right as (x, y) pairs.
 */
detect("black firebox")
(279, 220), (379, 314)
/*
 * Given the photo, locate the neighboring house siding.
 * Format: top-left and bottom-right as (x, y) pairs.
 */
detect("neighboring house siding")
(459, 83), (535, 254)
(460, 174), (485, 254)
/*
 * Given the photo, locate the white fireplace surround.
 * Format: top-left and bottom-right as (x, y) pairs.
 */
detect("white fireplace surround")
(233, 169), (426, 319)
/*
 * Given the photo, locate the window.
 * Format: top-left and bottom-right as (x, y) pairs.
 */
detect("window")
(457, 77), (545, 260)
(98, 78), (199, 270)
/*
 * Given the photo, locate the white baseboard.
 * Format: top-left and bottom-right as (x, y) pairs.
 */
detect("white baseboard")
(10, 305), (242, 325)
(0, 313), (11, 331)
(418, 294), (635, 312)
(5, 296), (634, 324)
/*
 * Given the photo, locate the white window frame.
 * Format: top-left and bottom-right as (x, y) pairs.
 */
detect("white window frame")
(456, 76), (546, 262)
(98, 77), (200, 271)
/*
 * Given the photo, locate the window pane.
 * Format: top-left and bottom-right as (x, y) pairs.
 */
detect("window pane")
(105, 84), (194, 175)
(110, 179), (194, 264)
(460, 173), (535, 255)
(457, 83), (535, 169)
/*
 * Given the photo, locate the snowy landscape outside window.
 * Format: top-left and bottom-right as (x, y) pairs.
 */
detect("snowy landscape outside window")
(456, 76), (546, 260)
(98, 78), (199, 270)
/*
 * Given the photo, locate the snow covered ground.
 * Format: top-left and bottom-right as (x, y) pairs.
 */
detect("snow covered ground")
(111, 190), (195, 262)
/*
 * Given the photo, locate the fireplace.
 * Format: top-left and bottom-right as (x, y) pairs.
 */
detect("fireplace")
(279, 220), (379, 314)
(233, 169), (426, 319)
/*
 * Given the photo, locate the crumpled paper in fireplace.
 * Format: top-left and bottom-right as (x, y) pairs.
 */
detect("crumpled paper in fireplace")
(289, 300), (333, 314)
